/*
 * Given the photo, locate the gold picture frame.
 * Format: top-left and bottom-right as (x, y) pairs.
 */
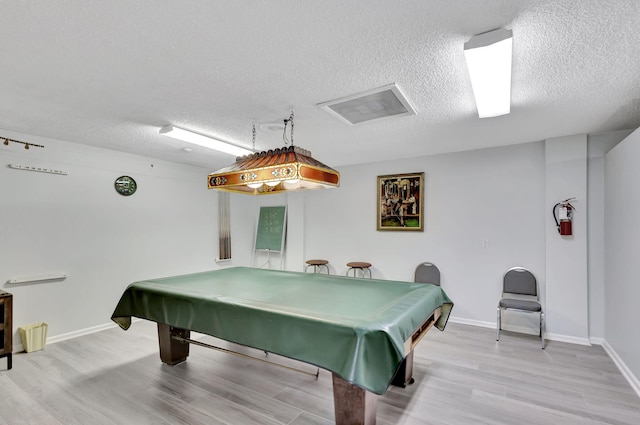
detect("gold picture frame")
(377, 172), (424, 231)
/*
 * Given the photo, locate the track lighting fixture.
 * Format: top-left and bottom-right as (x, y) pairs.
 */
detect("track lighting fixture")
(1, 136), (44, 150)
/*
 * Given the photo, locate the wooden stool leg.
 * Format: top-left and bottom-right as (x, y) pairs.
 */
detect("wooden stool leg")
(157, 323), (190, 365)
(332, 373), (378, 425)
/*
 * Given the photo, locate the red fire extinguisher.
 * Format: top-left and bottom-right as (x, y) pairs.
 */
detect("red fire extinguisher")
(553, 198), (575, 236)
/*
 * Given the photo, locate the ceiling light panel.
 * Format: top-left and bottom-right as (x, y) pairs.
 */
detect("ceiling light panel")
(464, 28), (513, 118)
(159, 125), (253, 157)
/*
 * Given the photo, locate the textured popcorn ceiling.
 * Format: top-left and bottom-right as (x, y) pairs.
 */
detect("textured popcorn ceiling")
(0, 1), (639, 170)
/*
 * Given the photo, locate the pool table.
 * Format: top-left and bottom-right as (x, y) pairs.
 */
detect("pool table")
(111, 267), (453, 424)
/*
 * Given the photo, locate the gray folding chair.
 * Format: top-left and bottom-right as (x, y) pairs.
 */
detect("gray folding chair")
(496, 267), (545, 349)
(414, 262), (440, 286)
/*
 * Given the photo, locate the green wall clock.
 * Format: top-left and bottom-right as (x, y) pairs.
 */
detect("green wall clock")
(114, 176), (137, 196)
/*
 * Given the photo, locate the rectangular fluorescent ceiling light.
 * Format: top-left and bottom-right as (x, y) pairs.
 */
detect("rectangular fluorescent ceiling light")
(318, 83), (416, 125)
(159, 125), (253, 156)
(463, 28), (513, 118)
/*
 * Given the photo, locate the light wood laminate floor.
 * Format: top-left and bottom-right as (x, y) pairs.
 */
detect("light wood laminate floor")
(1, 321), (638, 425)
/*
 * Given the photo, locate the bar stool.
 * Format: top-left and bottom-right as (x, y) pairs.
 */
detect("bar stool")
(346, 262), (372, 278)
(305, 259), (330, 274)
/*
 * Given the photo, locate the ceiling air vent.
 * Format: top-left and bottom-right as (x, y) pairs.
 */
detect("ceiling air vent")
(318, 83), (416, 125)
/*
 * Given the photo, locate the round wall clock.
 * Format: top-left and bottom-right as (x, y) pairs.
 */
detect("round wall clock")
(114, 176), (137, 196)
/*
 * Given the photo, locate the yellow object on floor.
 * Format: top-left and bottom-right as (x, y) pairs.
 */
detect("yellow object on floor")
(19, 322), (48, 353)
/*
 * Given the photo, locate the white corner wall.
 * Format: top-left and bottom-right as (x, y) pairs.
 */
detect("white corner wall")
(605, 127), (640, 389)
(587, 153), (606, 341)
(544, 135), (589, 343)
(586, 129), (631, 341)
(0, 129), (222, 345)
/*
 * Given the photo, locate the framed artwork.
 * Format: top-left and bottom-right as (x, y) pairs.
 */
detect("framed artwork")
(377, 172), (424, 231)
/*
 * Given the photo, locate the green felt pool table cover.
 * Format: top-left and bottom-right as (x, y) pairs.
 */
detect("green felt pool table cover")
(111, 267), (453, 394)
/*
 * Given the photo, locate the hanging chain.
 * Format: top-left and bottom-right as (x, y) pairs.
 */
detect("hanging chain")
(252, 121), (256, 151)
(289, 110), (294, 147)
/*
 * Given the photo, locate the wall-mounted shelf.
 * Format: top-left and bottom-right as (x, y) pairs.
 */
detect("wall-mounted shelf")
(7, 273), (67, 285)
(8, 164), (68, 175)
(215, 258), (232, 264)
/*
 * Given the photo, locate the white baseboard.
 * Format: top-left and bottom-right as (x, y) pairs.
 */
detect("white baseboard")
(600, 339), (640, 398)
(448, 315), (591, 345)
(48, 322), (121, 344)
(544, 332), (591, 346)
(448, 316), (495, 329)
(589, 336), (604, 345)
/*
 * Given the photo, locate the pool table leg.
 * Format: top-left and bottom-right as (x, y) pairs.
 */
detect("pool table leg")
(157, 323), (190, 365)
(332, 373), (378, 425)
(391, 351), (415, 387)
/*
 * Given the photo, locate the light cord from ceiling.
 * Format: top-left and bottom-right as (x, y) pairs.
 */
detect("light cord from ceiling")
(282, 110), (294, 147)
(2, 136), (45, 150)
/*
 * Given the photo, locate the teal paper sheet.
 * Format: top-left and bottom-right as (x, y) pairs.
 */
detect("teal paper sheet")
(111, 267), (453, 395)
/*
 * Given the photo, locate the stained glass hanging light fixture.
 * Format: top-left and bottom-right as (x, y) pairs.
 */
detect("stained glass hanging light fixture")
(207, 111), (340, 195)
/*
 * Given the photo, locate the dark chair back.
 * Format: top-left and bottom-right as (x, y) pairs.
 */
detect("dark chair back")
(414, 262), (440, 286)
(503, 267), (536, 296)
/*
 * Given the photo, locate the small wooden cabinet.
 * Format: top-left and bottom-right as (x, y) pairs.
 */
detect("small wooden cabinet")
(0, 290), (12, 370)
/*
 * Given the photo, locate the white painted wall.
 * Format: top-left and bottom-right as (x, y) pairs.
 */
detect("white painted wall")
(302, 142), (547, 326)
(587, 154), (606, 340)
(544, 135), (589, 343)
(605, 127), (640, 386)
(586, 130), (631, 340)
(0, 129), (222, 344)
